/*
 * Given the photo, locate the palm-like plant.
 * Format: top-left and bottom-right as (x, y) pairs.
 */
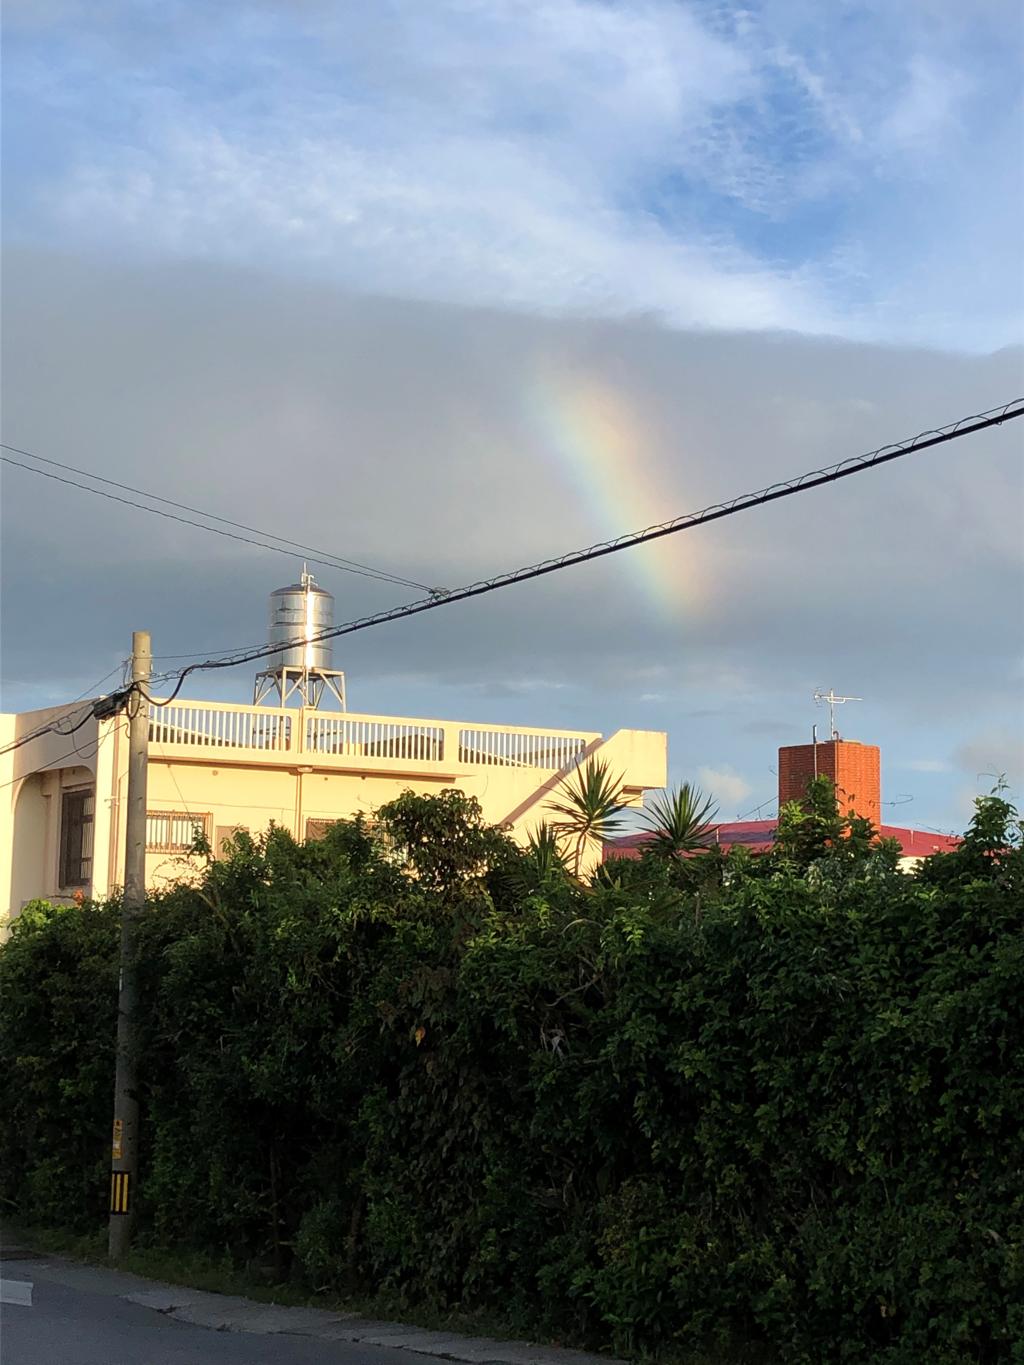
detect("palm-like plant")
(526, 821), (569, 883)
(490, 821), (570, 903)
(546, 758), (626, 876)
(639, 783), (719, 858)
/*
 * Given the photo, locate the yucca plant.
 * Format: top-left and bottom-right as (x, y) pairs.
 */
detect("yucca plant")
(640, 782), (719, 858)
(526, 821), (570, 883)
(546, 758), (626, 877)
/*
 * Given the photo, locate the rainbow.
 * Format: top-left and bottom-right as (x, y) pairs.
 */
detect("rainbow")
(524, 361), (702, 618)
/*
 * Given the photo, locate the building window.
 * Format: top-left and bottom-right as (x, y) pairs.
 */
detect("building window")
(305, 814), (405, 863)
(214, 825), (248, 860)
(305, 817), (341, 842)
(305, 815), (378, 842)
(60, 789), (95, 888)
(146, 811), (211, 853)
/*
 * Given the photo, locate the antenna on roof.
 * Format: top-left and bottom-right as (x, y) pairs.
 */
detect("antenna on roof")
(813, 687), (862, 740)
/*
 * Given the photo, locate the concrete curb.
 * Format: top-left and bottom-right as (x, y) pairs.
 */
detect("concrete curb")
(2, 1246), (624, 1365)
(121, 1285), (619, 1363)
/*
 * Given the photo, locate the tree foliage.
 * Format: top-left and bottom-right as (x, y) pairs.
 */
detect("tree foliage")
(1, 784), (1022, 1363)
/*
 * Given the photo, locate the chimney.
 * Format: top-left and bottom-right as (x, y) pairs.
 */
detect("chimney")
(778, 738), (881, 824)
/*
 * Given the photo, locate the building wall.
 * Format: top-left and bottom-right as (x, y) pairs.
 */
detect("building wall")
(2, 698), (668, 929)
(142, 726), (666, 890)
(778, 739), (881, 824)
(1, 703), (117, 928)
(10, 772), (49, 913)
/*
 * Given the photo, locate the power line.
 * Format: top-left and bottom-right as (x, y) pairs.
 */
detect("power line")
(0, 704), (99, 759)
(0, 720), (118, 798)
(0, 742), (99, 793)
(0, 443), (434, 593)
(141, 397), (1023, 707)
(736, 797), (777, 821)
(0, 662), (134, 759)
(149, 647), (265, 660)
(69, 662), (129, 704)
(0, 701), (97, 756)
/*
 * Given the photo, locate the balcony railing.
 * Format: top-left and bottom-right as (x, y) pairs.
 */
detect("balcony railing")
(458, 728), (587, 770)
(149, 700), (596, 773)
(307, 715), (445, 761)
(149, 703), (292, 751)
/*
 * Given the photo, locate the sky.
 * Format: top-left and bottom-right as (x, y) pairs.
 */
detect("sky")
(2, 0), (1023, 833)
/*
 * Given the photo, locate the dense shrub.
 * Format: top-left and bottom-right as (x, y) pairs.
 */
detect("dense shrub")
(0, 897), (120, 1230)
(1, 787), (1022, 1362)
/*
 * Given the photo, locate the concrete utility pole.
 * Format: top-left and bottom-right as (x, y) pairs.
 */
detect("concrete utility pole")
(108, 630), (150, 1260)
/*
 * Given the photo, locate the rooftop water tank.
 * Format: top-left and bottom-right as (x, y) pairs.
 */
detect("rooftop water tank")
(266, 571), (334, 672)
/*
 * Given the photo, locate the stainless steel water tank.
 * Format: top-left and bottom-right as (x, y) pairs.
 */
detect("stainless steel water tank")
(266, 575), (334, 672)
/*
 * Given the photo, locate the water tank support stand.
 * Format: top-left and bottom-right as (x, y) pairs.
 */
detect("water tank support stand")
(253, 666), (346, 710)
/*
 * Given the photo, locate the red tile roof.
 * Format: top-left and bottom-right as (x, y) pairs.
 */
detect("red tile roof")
(604, 820), (960, 861)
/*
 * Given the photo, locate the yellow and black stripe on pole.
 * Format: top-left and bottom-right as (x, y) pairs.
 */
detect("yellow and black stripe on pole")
(110, 1170), (131, 1216)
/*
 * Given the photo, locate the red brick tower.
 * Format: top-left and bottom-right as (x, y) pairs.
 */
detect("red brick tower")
(778, 739), (881, 824)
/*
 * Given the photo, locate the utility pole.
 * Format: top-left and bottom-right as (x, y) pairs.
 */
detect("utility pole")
(108, 630), (150, 1260)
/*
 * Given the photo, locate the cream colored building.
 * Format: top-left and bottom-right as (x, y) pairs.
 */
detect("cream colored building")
(1, 692), (667, 930)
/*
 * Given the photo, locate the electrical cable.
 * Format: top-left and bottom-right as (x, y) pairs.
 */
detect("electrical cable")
(0, 747), (90, 793)
(149, 647), (267, 661)
(0, 660), (136, 759)
(139, 397), (1024, 707)
(0, 705), (98, 759)
(0, 731), (106, 793)
(0, 704), (93, 755)
(0, 444), (434, 592)
(735, 798), (777, 821)
(67, 662), (129, 704)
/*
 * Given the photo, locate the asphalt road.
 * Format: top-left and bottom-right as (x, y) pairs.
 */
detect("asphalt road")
(0, 1262), (440, 1365)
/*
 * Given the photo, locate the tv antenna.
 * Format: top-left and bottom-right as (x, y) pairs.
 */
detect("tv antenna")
(814, 688), (862, 740)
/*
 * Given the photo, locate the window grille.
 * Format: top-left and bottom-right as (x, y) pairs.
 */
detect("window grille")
(146, 810), (211, 852)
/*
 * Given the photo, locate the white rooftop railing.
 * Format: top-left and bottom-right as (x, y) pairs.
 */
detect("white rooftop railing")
(307, 715), (445, 761)
(149, 700), (595, 773)
(149, 702), (292, 752)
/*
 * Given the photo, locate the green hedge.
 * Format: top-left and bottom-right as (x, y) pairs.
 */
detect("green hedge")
(2, 790), (1022, 1363)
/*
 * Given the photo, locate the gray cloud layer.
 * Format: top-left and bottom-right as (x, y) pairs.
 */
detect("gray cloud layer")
(2, 248), (1022, 824)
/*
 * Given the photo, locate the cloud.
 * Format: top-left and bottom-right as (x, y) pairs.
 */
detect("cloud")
(698, 766), (754, 808)
(2, 2), (1021, 844)
(741, 719), (802, 738)
(941, 730), (1024, 826)
(45, 119), (830, 334)
(904, 759), (952, 774)
(1, 249), (1022, 830)
(879, 55), (971, 155)
(953, 733), (1024, 787)
(3, 1), (1022, 348)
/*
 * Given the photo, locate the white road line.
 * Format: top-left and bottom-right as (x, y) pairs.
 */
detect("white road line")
(0, 1278), (34, 1306)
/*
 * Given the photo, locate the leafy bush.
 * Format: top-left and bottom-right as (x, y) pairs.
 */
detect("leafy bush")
(1, 787), (1021, 1362)
(0, 898), (120, 1229)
